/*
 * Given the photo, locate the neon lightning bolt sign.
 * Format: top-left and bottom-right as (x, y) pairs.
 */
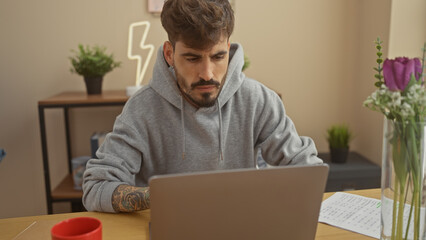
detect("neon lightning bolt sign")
(127, 21), (155, 86)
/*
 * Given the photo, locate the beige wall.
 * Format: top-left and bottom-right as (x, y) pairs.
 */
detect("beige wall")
(349, 0), (392, 168)
(0, 0), (423, 218)
(388, 0), (426, 58)
(356, 0), (426, 167)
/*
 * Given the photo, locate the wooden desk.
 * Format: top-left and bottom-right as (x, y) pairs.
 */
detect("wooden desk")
(0, 189), (379, 240)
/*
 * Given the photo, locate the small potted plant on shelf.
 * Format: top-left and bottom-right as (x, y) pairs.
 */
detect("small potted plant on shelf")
(242, 55), (250, 71)
(326, 124), (353, 163)
(69, 44), (121, 95)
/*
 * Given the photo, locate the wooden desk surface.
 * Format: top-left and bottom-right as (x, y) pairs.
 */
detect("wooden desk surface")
(0, 189), (379, 240)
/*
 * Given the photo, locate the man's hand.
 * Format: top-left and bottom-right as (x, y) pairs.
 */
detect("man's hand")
(111, 185), (150, 212)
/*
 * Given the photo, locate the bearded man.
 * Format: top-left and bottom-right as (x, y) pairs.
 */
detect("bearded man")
(83, 0), (322, 213)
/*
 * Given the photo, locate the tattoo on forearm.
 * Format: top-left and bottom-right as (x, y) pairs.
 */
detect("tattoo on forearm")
(112, 185), (150, 212)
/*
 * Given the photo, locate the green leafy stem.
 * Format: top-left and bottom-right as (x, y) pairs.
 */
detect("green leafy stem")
(390, 120), (423, 240)
(374, 37), (384, 88)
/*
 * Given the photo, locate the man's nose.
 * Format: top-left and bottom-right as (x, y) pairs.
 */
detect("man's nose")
(198, 60), (214, 81)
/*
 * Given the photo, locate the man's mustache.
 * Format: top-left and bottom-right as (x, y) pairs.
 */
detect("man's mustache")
(191, 79), (220, 89)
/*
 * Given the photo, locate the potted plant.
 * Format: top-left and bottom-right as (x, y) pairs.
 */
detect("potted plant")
(326, 124), (352, 163)
(70, 44), (121, 95)
(242, 55), (250, 71)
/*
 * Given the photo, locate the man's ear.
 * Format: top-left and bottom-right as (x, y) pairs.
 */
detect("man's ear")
(163, 41), (174, 66)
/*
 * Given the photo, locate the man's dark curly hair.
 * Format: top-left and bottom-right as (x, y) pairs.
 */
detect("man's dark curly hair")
(161, 0), (234, 50)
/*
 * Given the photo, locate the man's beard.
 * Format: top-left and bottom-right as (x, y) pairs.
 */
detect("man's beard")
(175, 68), (224, 108)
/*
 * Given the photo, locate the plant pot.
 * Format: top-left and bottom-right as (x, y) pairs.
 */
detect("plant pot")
(84, 76), (103, 95)
(329, 147), (349, 163)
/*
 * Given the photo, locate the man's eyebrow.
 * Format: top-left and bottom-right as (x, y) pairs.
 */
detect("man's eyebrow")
(180, 52), (201, 58)
(211, 50), (228, 57)
(180, 50), (228, 58)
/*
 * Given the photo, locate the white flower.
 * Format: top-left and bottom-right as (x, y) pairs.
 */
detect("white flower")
(389, 91), (403, 108)
(400, 102), (414, 118)
(363, 98), (373, 105)
(371, 91), (377, 100)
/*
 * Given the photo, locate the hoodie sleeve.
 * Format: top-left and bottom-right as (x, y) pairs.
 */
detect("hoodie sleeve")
(82, 116), (145, 212)
(256, 91), (323, 166)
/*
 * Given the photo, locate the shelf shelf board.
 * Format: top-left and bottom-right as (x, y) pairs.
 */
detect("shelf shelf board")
(38, 90), (129, 106)
(51, 174), (83, 200)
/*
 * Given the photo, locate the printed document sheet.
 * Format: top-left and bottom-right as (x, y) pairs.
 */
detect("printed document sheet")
(319, 192), (381, 239)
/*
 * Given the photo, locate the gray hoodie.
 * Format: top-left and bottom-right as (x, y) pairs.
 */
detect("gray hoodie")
(82, 43), (322, 212)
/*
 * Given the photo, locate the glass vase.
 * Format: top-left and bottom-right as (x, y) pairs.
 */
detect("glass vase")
(381, 118), (426, 240)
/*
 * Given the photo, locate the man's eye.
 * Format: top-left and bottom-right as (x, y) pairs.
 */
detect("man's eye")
(186, 58), (199, 62)
(213, 55), (225, 60)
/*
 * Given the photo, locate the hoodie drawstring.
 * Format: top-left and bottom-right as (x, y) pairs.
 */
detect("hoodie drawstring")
(180, 95), (186, 160)
(217, 99), (224, 162)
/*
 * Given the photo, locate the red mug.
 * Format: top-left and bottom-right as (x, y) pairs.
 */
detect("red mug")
(51, 217), (102, 240)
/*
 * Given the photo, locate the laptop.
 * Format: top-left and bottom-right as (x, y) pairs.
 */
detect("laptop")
(149, 164), (329, 240)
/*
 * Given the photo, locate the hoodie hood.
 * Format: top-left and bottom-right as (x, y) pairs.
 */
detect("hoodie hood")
(150, 43), (246, 110)
(149, 43), (246, 162)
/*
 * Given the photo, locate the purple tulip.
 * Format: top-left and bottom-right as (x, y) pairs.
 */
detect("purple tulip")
(383, 57), (422, 91)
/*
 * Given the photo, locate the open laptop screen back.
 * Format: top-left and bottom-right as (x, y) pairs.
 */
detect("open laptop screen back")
(150, 165), (329, 240)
